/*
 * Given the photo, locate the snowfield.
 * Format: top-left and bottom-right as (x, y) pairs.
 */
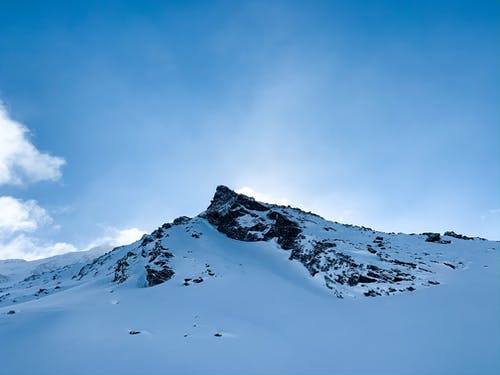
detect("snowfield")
(0, 186), (498, 375)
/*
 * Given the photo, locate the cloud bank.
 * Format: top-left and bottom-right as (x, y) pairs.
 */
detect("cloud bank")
(0, 196), (51, 235)
(0, 103), (65, 185)
(0, 224), (146, 261)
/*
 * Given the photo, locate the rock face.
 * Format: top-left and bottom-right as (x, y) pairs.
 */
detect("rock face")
(424, 233), (442, 242)
(201, 185), (271, 242)
(444, 231), (474, 241)
(202, 186), (301, 249)
(423, 232), (451, 244)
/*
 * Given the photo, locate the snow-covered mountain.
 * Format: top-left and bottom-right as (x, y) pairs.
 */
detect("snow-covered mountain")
(1, 186), (499, 374)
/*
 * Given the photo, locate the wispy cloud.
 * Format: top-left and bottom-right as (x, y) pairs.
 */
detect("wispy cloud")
(84, 227), (147, 252)
(0, 196), (77, 260)
(0, 224), (146, 261)
(0, 234), (78, 261)
(0, 103), (65, 186)
(0, 196), (51, 235)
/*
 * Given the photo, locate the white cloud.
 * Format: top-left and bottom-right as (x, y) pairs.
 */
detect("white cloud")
(0, 234), (78, 261)
(85, 227), (147, 251)
(0, 226), (147, 261)
(111, 227), (147, 246)
(0, 196), (68, 260)
(0, 103), (65, 186)
(235, 186), (290, 206)
(0, 196), (51, 235)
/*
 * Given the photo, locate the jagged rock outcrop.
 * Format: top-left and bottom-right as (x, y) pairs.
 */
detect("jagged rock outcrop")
(444, 231), (473, 240)
(201, 186), (302, 248)
(423, 232), (451, 244)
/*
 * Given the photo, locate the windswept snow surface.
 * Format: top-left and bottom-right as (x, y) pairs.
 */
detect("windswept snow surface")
(0, 188), (499, 375)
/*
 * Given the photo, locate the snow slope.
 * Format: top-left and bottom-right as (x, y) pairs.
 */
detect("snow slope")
(0, 186), (498, 374)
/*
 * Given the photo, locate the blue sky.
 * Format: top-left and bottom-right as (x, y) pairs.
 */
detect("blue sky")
(0, 0), (499, 259)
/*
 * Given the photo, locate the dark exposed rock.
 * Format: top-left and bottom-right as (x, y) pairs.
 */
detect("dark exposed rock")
(423, 232), (451, 244)
(214, 332), (222, 337)
(35, 288), (48, 296)
(358, 275), (377, 283)
(173, 216), (191, 225)
(202, 186), (302, 248)
(390, 259), (417, 269)
(145, 266), (174, 286)
(140, 235), (154, 246)
(364, 290), (381, 297)
(113, 252), (137, 283)
(111, 238), (176, 287)
(151, 227), (165, 239)
(202, 208), (262, 242)
(333, 275), (346, 285)
(149, 243), (173, 263)
(443, 262), (456, 269)
(366, 271), (388, 281)
(392, 271), (413, 282)
(264, 211), (301, 250)
(23, 274), (41, 282)
(75, 251), (114, 280)
(192, 277), (204, 284)
(407, 286), (415, 291)
(348, 274), (377, 286)
(6, 310), (15, 315)
(206, 185), (268, 215)
(444, 231), (473, 240)
(129, 330), (141, 335)
(424, 232), (441, 242)
(428, 280), (440, 285)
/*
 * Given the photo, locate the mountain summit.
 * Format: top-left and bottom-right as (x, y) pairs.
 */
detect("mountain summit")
(1, 185), (499, 374)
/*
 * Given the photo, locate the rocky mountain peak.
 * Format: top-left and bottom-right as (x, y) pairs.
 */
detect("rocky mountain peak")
(207, 185), (238, 210)
(202, 186), (285, 243)
(206, 185), (269, 215)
